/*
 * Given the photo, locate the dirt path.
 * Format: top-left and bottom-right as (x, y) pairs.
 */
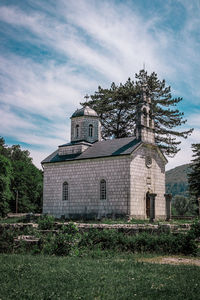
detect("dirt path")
(138, 256), (200, 267)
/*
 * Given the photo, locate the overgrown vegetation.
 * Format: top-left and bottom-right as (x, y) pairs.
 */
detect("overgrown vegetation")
(0, 219), (199, 257)
(0, 137), (43, 216)
(38, 214), (55, 230)
(1, 218), (199, 299)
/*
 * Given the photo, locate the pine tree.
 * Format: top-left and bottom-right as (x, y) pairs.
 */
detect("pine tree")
(82, 78), (137, 139)
(188, 143), (200, 200)
(81, 70), (193, 157)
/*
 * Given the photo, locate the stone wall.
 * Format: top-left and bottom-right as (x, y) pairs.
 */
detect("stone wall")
(58, 143), (90, 156)
(43, 145), (166, 219)
(130, 144), (166, 219)
(43, 156), (130, 218)
(71, 116), (101, 143)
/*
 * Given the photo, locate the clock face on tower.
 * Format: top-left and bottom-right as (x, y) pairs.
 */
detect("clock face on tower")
(145, 155), (152, 168)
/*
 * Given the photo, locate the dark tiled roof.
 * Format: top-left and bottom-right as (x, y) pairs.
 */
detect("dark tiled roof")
(42, 137), (142, 164)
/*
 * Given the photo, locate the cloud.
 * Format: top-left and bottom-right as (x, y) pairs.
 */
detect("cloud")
(187, 113), (200, 128)
(166, 128), (200, 170)
(0, 0), (199, 170)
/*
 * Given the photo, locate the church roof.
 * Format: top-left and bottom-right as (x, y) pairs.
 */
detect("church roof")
(42, 137), (142, 164)
(71, 106), (98, 118)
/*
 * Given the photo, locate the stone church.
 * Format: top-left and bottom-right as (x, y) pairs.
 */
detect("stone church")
(42, 86), (169, 220)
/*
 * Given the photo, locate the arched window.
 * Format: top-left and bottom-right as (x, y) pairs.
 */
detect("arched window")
(100, 179), (106, 200)
(62, 182), (69, 201)
(89, 124), (93, 137)
(75, 125), (79, 138)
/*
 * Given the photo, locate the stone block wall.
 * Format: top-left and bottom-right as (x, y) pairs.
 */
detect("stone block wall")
(43, 156), (130, 218)
(58, 144), (90, 156)
(130, 144), (166, 219)
(71, 116), (101, 143)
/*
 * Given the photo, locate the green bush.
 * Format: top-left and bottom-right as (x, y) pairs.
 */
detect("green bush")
(0, 221), (199, 256)
(189, 220), (200, 239)
(79, 228), (198, 255)
(60, 222), (79, 235)
(79, 229), (120, 251)
(0, 227), (15, 253)
(38, 214), (55, 230)
(41, 223), (80, 256)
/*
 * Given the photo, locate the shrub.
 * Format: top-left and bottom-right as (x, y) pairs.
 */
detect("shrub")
(79, 229), (198, 256)
(41, 223), (80, 256)
(188, 220), (200, 239)
(0, 227), (15, 253)
(38, 214), (55, 230)
(79, 229), (121, 251)
(0, 221), (199, 256)
(61, 223), (79, 235)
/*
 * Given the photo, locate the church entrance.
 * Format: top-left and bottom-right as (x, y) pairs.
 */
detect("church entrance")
(146, 192), (150, 218)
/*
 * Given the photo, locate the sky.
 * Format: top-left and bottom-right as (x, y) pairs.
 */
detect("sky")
(0, 0), (199, 170)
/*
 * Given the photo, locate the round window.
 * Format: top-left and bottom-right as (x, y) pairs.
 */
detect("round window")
(145, 156), (152, 168)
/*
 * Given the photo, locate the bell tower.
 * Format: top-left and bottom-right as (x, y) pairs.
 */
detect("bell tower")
(136, 83), (155, 144)
(70, 105), (101, 144)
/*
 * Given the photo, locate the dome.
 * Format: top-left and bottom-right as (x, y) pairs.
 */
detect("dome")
(71, 106), (98, 118)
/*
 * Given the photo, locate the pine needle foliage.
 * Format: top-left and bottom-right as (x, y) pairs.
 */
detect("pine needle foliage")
(188, 143), (200, 200)
(81, 70), (193, 157)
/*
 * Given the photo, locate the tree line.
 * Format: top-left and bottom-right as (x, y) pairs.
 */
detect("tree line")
(0, 137), (43, 217)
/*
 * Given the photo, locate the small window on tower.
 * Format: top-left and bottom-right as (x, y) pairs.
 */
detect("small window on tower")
(75, 125), (79, 138)
(89, 124), (93, 137)
(149, 112), (153, 128)
(143, 108), (147, 126)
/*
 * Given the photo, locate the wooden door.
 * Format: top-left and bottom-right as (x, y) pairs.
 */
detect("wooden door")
(146, 193), (150, 218)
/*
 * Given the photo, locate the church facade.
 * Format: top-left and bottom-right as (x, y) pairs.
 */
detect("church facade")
(42, 88), (168, 220)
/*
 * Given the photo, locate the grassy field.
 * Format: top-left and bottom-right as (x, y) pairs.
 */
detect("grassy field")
(0, 254), (199, 300)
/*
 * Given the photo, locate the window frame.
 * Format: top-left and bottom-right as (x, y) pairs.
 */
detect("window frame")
(75, 124), (79, 138)
(62, 181), (69, 201)
(89, 124), (93, 137)
(100, 179), (107, 200)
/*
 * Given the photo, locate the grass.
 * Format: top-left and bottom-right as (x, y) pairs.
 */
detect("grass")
(80, 217), (150, 224)
(0, 253), (199, 300)
(0, 217), (26, 224)
(75, 217), (199, 225)
(1, 216), (198, 225)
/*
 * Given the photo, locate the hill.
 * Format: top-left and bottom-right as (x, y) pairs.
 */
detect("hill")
(166, 164), (191, 197)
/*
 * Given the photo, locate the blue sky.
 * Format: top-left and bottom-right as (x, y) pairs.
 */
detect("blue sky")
(0, 0), (199, 170)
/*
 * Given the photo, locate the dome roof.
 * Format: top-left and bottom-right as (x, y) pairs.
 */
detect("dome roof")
(71, 106), (98, 118)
